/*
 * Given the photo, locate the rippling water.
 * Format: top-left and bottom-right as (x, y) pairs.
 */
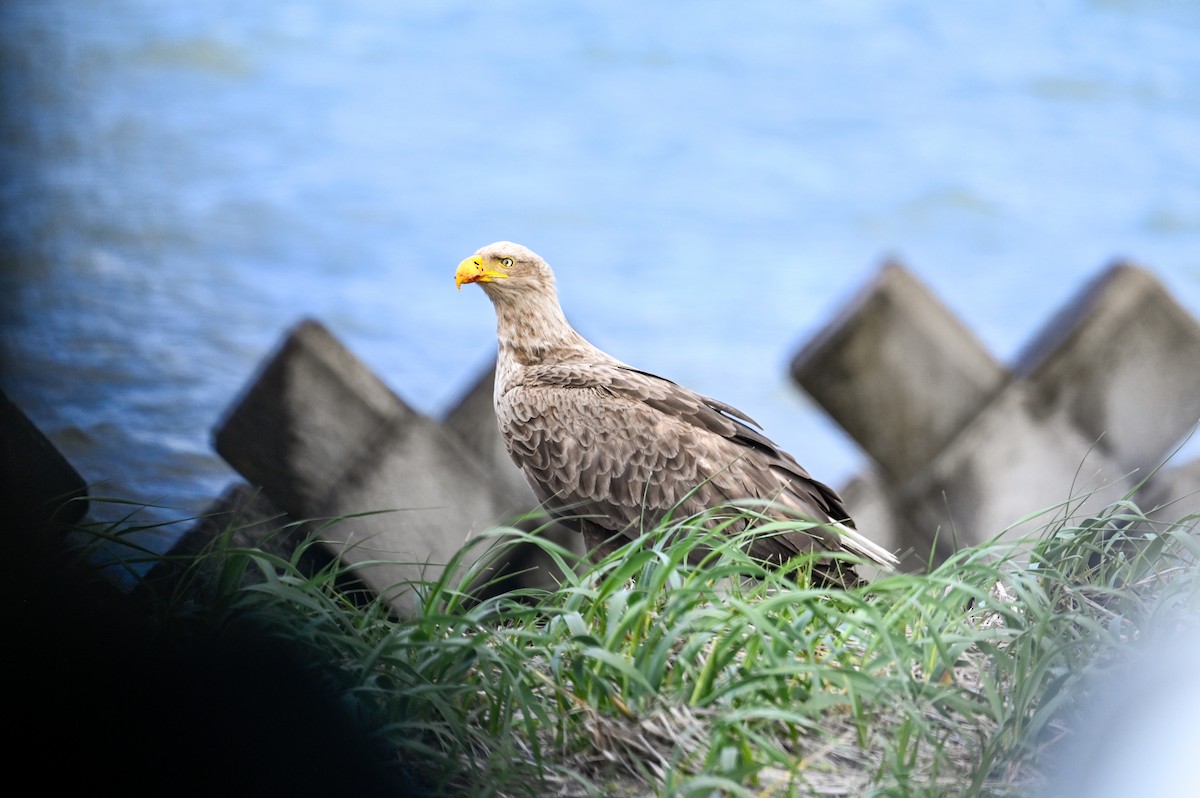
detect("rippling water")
(3, 0), (1199, 555)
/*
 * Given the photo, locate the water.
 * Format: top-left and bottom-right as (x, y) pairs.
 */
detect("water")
(3, 0), (1199, 556)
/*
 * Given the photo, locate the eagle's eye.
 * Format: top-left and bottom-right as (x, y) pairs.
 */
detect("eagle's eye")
(501, 257), (513, 268)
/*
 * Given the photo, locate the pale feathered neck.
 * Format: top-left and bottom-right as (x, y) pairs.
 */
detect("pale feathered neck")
(484, 277), (612, 368)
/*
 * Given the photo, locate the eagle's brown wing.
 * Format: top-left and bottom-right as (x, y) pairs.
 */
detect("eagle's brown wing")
(496, 361), (890, 579)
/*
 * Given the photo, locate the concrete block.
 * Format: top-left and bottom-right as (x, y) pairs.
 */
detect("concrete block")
(135, 482), (339, 599)
(790, 261), (1006, 482)
(214, 319), (520, 617)
(836, 469), (929, 573)
(1, 388), (88, 532)
(1136, 458), (1200, 529)
(897, 383), (1131, 553)
(175, 482), (292, 554)
(1014, 262), (1200, 476)
(441, 364), (540, 510)
(790, 259), (1200, 563)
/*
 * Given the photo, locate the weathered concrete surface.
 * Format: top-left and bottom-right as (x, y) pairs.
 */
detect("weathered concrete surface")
(214, 319), (527, 617)
(791, 260), (1200, 564)
(135, 482), (348, 601)
(791, 262), (1006, 483)
(836, 469), (913, 574)
(177, 482), (291, 553)
(1, 388), (88, 532)
(442, 365), (535, 506)
(1014, 262), (1200, 476)
(898, 382), (1128, 555)
(1136, 458), (1200, 528)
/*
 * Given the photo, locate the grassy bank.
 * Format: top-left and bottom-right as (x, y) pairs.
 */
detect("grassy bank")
(59, 494), (1200, 796)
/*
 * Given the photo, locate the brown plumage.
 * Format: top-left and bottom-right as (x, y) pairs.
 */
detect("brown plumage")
(455, 241), (898, 586)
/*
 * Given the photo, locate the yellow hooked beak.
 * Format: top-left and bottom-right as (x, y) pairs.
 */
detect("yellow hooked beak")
(455, 256), (511, 290)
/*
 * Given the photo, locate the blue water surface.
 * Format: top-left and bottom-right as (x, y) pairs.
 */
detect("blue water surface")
(2, 0), (1198, 554)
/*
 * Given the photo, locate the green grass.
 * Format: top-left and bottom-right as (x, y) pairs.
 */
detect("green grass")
(66, 494), (1200, 797)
